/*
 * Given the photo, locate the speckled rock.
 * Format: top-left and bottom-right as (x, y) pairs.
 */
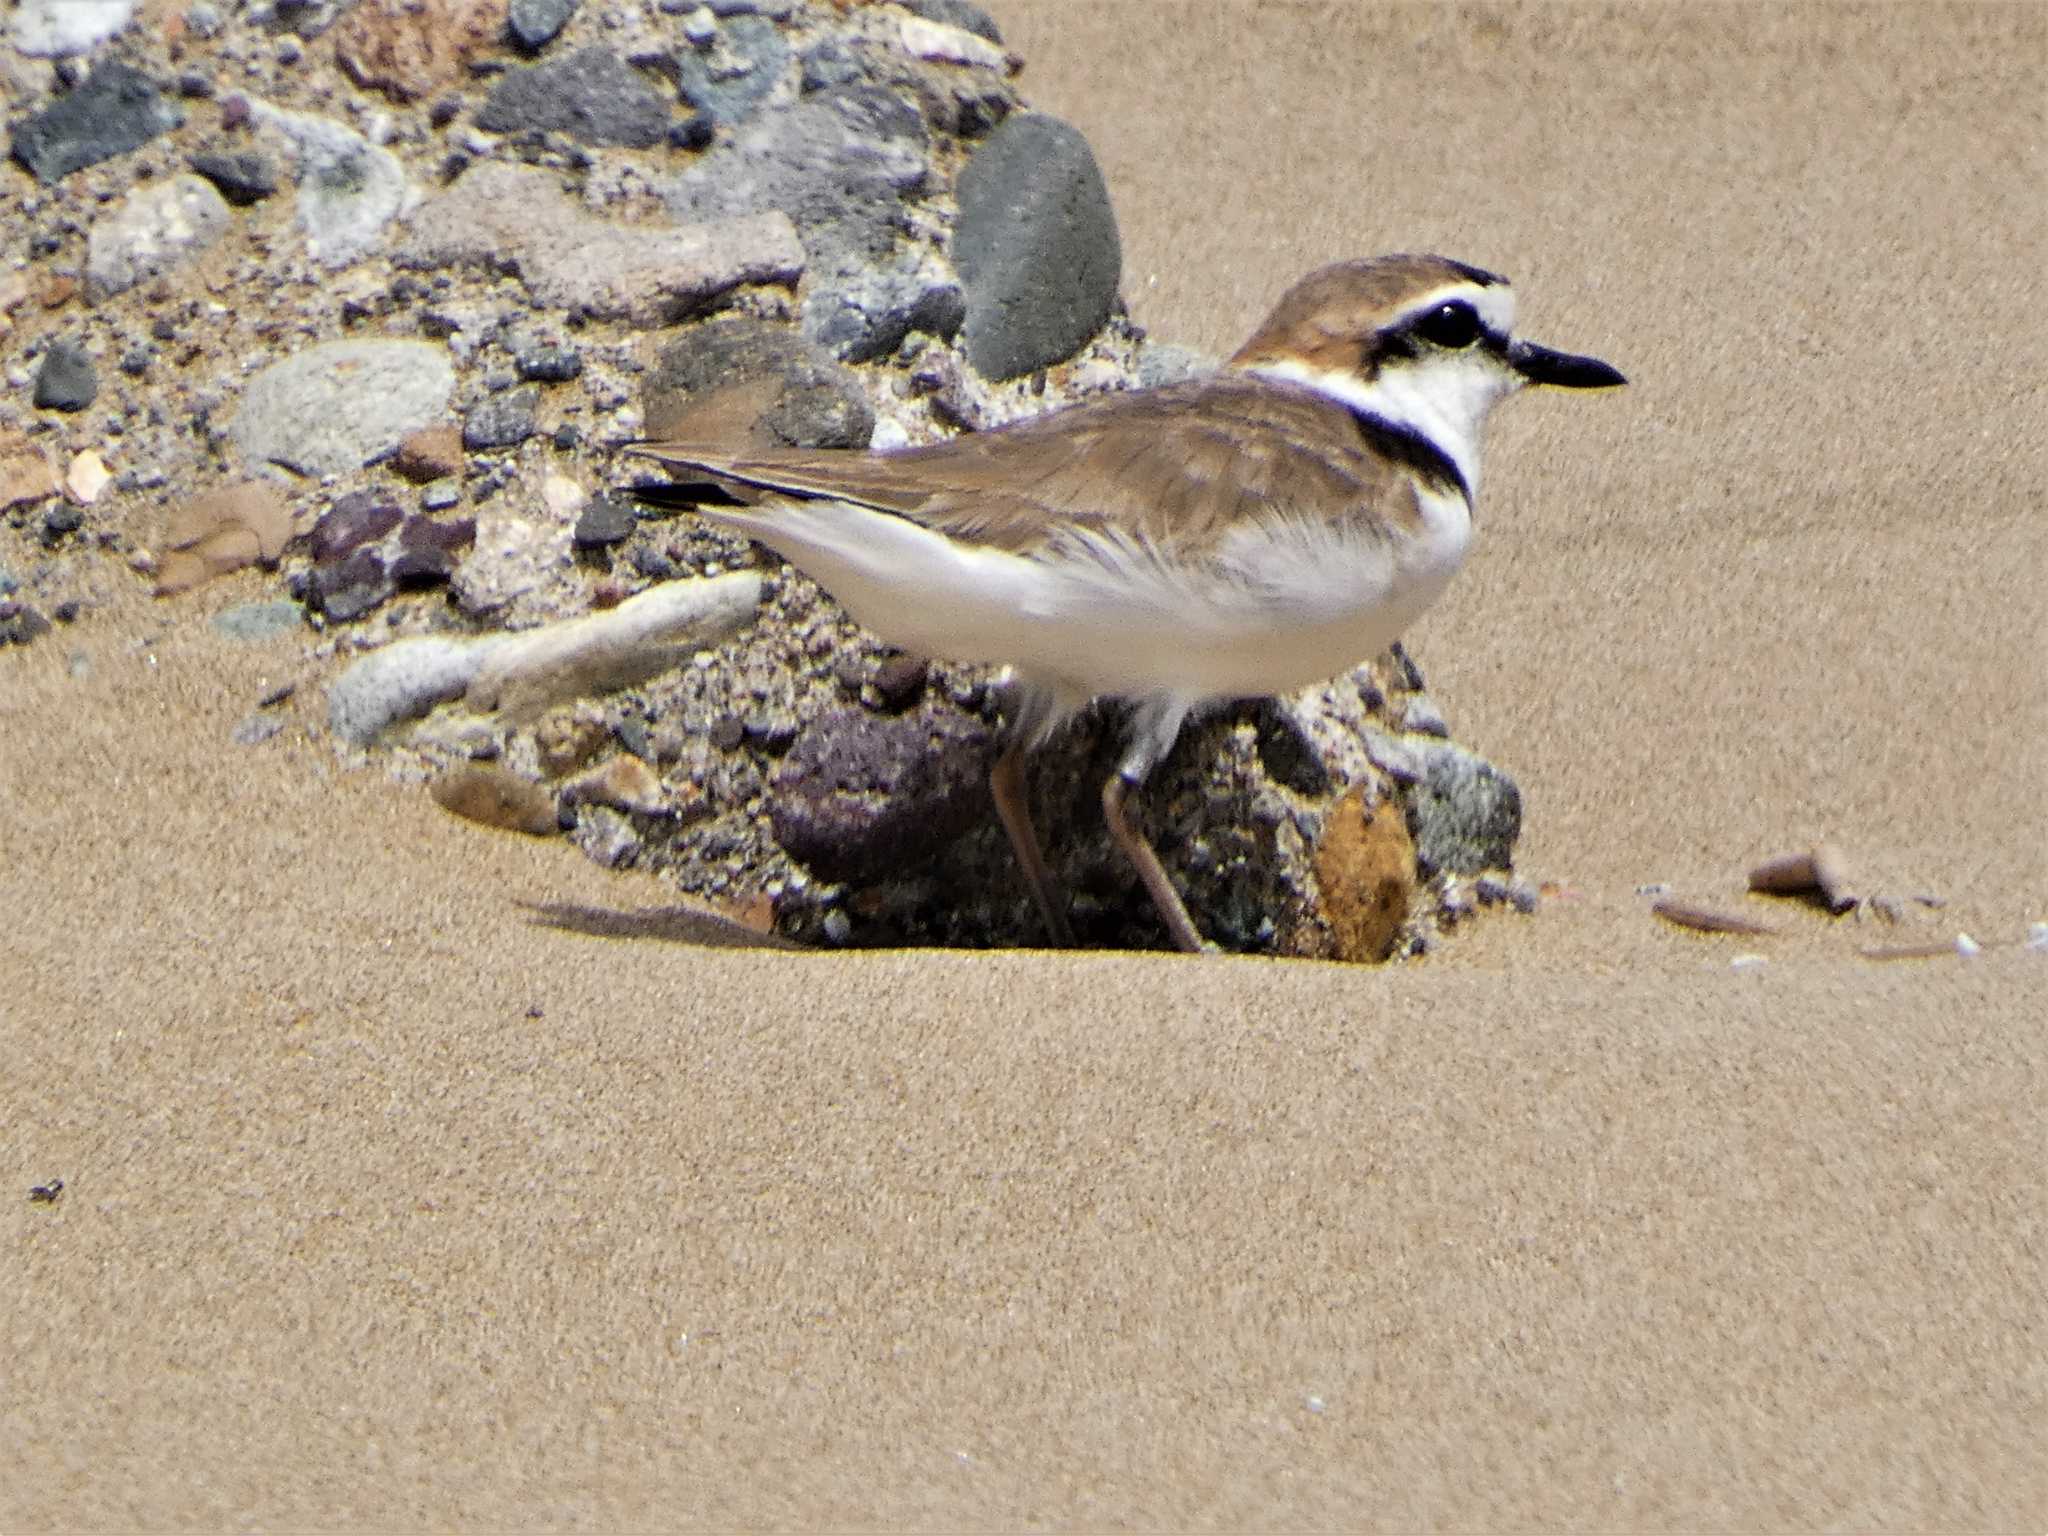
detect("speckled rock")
(402, 161), (803, 325)
(643, 316), (875, 450)
(9, 62), (180, 183)
(476, 46), (669, 148)
(770, 706), (996, 885)
(334, 0), (506, 103)
(229, 339), (455, 477)
(252, 101), (413, 269)
(10, 0), (136, 56)
(462, 386), (540, 451)
(670, 14), (788, 128)
(954, 113), (1121, 380)
(84, 174), (232, 302)
(507, 0), (575, 51)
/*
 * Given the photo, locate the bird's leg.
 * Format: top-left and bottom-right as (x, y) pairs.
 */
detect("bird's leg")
(1102, 697), (1208, 954)
(990, 744), (1073, 948)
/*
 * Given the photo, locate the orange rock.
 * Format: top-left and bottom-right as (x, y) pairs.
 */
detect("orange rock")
(0, 434), (60, 511)
(335, 0), (507, 103)
(391, 424), (463, 482)
(429, 764), (559, 836)
(1310, 787), (1416, 963)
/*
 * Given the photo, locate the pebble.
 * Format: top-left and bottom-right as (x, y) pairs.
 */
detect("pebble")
(310, 492), (403, 562)
(311, 546), (395, 622)
(672, 14), (788, 128)
(1396, 738), (1523, 878)
(189, 150), (278, 207)
(33, 338), (98, 411)
(514, 344), (583, 383)
(153, 482), (292, 595)
(213, 600), (304, 641)
(402, 160), (804, 327)
(229, 339), (454, 477)
(903, 0), (1002, 42)
(572, 496), (637, 550)
(0, 437), (61, 509)
(84, 174), (233, 302)
(462, 385), (541, 450)
(65, 449), (111, 504)
(769, 706), (995, 885)
(253, 102), (410, 269)
(9, 0), (137, 57)
(954, 112), (1121, 380)
(431, 764), (560, 836)
(644, 316), (875, 450)
(42, 503), (84, 540)
(0, 600), (56, 648)
(9, 61), (182, 183)
(333, 0), (503, 103)
(392, 426), (463, 483)
(507, 0), (576, 52)
(476, 46), (670, 149)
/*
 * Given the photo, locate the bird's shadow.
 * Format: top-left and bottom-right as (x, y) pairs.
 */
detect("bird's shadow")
(518, 899), (804, 951)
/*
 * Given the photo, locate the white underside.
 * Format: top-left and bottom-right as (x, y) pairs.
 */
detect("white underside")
(713, 482), (1472, 728)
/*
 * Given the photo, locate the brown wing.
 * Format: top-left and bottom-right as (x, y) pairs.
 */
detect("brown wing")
(628, 372), (1434, 557)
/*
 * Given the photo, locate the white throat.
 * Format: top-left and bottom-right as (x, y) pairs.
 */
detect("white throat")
(1245, 354), (1520, 501)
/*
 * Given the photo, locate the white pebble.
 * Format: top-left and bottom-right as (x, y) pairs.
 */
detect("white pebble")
(1954, 933), (1980, 958)
(2025, 922), (2048, 953)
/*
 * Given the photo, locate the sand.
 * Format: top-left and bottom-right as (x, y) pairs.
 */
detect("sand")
(4, 2), (2042, 1527)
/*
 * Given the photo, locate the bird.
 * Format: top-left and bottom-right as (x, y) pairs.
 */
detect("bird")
(628, 253), (1625, 953)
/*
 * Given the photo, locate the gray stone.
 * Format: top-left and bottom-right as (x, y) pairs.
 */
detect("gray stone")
(954, 113), (1121, 380)
(572, 495), (637, 550)
(254, 102), (411, 269)
(403, 162), (803, 326)
(770, 706), (996, 885)
(507, 0), (575, 51)
(190, 150), (278, 207)
(645, 317), (874, 450)
(9, 62), (182, 184)
(670, 14), (788, 128)
(514, 344), (582, 383)
(462, 386), (540, 450)
(9, 0), (136, 56)
(808, 266), (962, 364)
(311, 546), (394, 622)
(229, 339), (455, 477)
(0, 600), (55, 647)
(84, 175), (233, 302)
(476, 47), (668, 148)
(664, 86), (928, 262)
(33, 340), (98, 412)
(1396, 740), (1523, 878)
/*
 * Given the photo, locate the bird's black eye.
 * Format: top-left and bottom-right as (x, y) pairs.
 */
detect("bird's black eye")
(1412, 300), (1482, 349)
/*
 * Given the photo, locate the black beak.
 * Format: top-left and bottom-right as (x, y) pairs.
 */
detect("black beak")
(1508, 339), (1627, 389)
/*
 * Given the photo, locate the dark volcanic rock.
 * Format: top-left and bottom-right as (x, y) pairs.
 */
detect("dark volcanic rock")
(507, 0), (575, 52)
(770, 707), (995, 885)
(513, 343), (582, 383)
(310, 492), (403, 563)
(462, 386), (540, 450)
(572, 495), (636, 550)
(190, 149), (278, 206)
(646, 317), (874, 450)
(33, 339), (98, 412)
(671, 14), (788, 128)
(954, 113), (1121, 380)
(311, 545), (395, 622)
(476, 46), (668, 148)
(0, 600), (55, 648)
(9, 62), (182, 184)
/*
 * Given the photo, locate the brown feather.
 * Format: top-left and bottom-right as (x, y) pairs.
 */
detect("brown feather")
(629, 371), (1438, 558)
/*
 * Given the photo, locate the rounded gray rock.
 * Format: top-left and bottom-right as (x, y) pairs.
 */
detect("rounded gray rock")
(85, 173), (232, 302)
(33, 339), (98, 412)
(476, 46), (669, 148)
(229, 340), (455, 477)
(953, 113), (1121, 381)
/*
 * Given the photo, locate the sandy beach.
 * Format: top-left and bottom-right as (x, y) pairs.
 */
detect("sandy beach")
(4, 1), (2042, 1526)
